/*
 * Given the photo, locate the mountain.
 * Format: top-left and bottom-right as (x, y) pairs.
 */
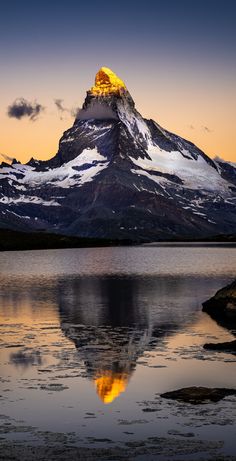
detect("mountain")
(1, 66), (236, 241)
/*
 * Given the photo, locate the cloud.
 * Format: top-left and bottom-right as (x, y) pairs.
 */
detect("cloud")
(189, 124), (195, 130)
(202, 125), (213, 133)
(54, 99), (80, 119)
(77, 101), (117, 120)
(54, 98), (67, 120)
(70, 106), (81, 118)
(54, 98), (67, 113)
(0, 152), (14, 164)
(7, 98), (44, 121)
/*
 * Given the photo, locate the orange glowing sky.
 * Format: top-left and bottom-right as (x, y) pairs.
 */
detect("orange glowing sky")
(1, 1), (236, 164)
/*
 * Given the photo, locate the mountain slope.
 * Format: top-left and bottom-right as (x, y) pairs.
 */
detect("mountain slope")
(0, 66), (236, 241)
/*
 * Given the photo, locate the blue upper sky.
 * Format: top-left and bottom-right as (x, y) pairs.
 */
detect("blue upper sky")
(1, 0), (235, 67)
(1, 0), (236, 162)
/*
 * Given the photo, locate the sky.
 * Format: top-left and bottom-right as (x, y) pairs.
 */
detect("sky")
(0, 0), (236, 163)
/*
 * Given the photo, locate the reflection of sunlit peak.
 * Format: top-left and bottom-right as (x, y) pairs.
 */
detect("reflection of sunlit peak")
(91, 67), (126, 96)
(95, 371), (128, 404)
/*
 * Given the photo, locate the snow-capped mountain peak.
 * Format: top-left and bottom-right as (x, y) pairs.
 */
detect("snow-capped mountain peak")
(0, 67), (236, 240)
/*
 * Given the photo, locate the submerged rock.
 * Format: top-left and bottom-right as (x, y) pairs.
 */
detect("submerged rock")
(40, 383), (69, 392)
(160, 387), (236, 404)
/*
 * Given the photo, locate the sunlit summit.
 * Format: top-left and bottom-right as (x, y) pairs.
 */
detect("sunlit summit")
(91, 67), (126, 96)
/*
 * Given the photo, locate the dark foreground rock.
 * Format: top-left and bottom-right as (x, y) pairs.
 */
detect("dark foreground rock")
(161, 387), (236, 404)
(202, 280), (236, 323)
(204, 340), (236, 354)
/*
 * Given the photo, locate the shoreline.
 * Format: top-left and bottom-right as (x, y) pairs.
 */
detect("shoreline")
(0, 228), (236, 252)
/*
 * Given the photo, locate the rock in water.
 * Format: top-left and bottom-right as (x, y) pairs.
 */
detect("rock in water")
(1, 67), (236, 241)
(161, 386), (236, 404)
(202, 280), (236, 350)
(202, 280), (236, 319)
(204, 340), (236, 354)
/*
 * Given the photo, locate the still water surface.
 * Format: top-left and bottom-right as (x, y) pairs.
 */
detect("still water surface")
(0, 245), (236, 459)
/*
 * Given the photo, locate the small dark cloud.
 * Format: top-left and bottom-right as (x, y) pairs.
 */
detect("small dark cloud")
(7, 98), (44, 121)
(189, 124), (195, 130)
(54, 98), (67, 114)
(202, 125), (213, 133)
(54, 98), (67, 120)
(54, 98), (80, 119)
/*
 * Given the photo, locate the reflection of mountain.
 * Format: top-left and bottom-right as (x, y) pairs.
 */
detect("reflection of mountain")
(58, 276), (198, 403)
(0, 273), (203, 403)
(58, 277), (152, 403)
(95, 371), (128, 404)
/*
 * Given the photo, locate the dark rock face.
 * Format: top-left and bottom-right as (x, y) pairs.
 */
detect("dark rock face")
(161, 387), (236, 404)
(1, 67), (236, 241)
(215, 159), (236, 189)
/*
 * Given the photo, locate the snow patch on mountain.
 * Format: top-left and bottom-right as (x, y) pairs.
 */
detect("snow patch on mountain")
(0, 196), (60, 206)
(130, 145), (230, 192)
(117, 97), (151, 145)
(0, 148), (109, 190)
(24, 148), (108, 188)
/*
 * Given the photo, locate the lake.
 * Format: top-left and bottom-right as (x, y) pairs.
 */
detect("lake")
(0, 244), (236, 460)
